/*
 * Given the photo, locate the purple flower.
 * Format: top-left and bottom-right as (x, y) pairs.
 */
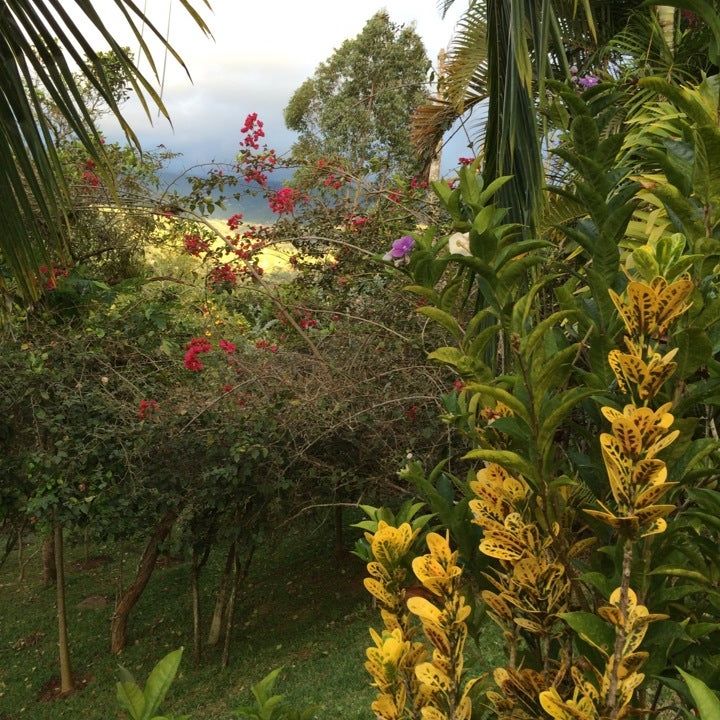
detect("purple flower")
(385, 235), (415, 261)
(578, 74), (599, 88)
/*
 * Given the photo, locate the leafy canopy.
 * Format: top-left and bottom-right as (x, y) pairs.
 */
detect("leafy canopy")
(284, 11), (430, 176)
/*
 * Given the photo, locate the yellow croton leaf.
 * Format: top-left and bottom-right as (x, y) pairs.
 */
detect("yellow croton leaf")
(602, 403), (674, 446)
(455, 694), (472, 720)
(609, 274), (693, 338)
(609, 340), (678, 400)
(371, 692), (401, 720)
(653, 274), (694, 334)
(412, 554), (461, 595)
(407, 596), (444, 625)
(426, 532), (455, 567)
(539, 687), (595, 720)
(415, 662), (454, 693)
(364, 578), (398, 608)
(419, 707), (447, 720)
(481, 590), (513, 623)
(371, 522), (416, 568)
(479, 528), (527, 561)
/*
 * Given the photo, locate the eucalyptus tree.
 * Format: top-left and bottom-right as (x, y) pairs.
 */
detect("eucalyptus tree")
(284, 11), (431, 178)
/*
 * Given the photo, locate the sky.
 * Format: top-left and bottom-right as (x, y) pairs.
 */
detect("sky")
(78, 1), (472, 172)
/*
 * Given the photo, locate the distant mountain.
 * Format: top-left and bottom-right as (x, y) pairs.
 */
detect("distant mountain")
(154, 168), (290, 224)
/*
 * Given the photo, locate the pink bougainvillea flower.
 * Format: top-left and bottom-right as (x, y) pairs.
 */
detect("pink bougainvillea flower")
(184, 234), (210, 256)
(138, 399), (159, 420)
(268, 187), (296, 214)
(219, 339), (237, 354)
(227, 213), (244, 231)
(183, 337), (212, 371)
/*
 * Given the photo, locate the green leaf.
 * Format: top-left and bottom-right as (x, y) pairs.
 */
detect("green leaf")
(117, 680), (145, 720)
(678, 668), (720, 720)
(522, 310), (579, 359)
(560, 611), (614, 652)
(141, 648), (183, 720)
(463, 384), (530, 424)
(649, 567), (712, 584)
(478, 175), (512, 205)
(417, 307), (463, 340)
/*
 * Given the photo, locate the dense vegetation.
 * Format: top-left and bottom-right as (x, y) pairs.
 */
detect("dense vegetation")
(3, 2), (720, 720)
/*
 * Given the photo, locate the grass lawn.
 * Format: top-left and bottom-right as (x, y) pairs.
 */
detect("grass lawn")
(0, 521), (503, 719)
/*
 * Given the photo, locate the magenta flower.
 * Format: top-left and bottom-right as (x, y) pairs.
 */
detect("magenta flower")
(578, 75), (599, 88)
(387, 235), (414, 259)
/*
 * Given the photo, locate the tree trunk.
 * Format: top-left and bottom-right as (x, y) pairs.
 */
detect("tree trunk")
(110, 509), (177, 655)
(207, 541), (236, 646)
(334, 505), (344, 567)
(426, 49), (447, 184)
(17, 528), (24, 582)
(42, 533), (56, 587)
(54, 520), (74, 695)
(191, 547), (202, 666)
(221, 543), (255, 668)
(656, 6), (675, 53)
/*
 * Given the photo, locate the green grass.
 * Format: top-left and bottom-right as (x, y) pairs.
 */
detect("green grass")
(0, 523), (375, 719)
(0, 523), (504, 719)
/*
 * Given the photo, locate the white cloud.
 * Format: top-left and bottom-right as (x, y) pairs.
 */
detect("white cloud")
(81, 0), (468, 166)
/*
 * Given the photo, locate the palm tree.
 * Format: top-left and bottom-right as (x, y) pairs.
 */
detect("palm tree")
(413, 0), (641, 230)
(0, 0), (210, 299)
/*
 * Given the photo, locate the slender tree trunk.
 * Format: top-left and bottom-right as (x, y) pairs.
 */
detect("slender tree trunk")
(334, 505), (344, 567)
(54, 520), (74, 695)
(221, 543), (255, 668)
(207, 541), (236, 646)
(426, 49), (447, 184)
(191, 547), (202, 666)
(110, 510), (177, 655)
(221, 552), (239, 669)
(17, 528), (24, 582)
(42, 533), (56, 587)
(656, 6), (675, 53)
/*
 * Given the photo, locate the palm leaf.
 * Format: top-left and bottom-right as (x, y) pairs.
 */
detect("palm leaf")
(0, 0), (211, 300)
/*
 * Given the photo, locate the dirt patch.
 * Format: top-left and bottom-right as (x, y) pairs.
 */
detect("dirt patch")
(72, 555), (111, 571)
(12, 630), (45, 650)
(37, 674), (92, 701)
(77, 594), (109, 610)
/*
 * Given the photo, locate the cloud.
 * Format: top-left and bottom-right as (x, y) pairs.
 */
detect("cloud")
(92, 0), (467, 169)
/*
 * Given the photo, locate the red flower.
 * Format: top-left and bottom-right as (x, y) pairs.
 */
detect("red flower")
(299, 316), (318, 330)
(404, 405), (419, 421)
(227, 213), (244, 231)
(458, 157), (475, 166)
(268, 187), (296, 214)
(184, 337), (213, 371)
(219, 339), (237, 354)
(209, 264), (238, 287)
(410, 177), (428, 190)
(349, 215), (369, 230)
(138, 399), (159, 420)
(222, 384), (234, 394)
(453, 379), (465, 392)
(82, 170), (101, 187)
(184, 234), (210, 256)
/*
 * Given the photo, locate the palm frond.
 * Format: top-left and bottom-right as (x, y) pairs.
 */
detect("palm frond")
(0, 0), (211, 300)
(411, 1), (488, 166)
